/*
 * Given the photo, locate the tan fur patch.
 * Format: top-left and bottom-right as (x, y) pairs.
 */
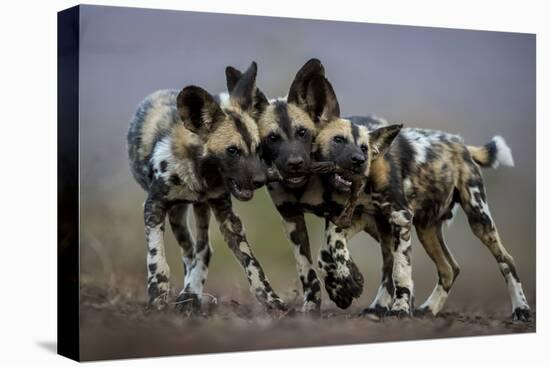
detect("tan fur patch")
(235, 109), (261, 151)
(138, 91), (177, 161)
(467, 145), (489, 166)
(315, 118), (353, 156)
(206, 120), (247, 154)
(258, 105), (280, 138)
(205, 108), (260, 155)
(258, 103), (316, 139)
(171, 124), (204, 160)
(287, 104), (316, 132)
(356, 125), (370, 150)
(369, 157), (391, 190)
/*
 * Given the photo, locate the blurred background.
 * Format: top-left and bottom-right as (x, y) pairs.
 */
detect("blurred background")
(78, 5), (535, 323)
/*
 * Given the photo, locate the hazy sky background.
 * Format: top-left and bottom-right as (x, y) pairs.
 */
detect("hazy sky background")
(78, 5), (535, 312)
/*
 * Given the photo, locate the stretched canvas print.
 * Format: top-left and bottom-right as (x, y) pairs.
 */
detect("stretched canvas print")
(58, 4), (536, 361)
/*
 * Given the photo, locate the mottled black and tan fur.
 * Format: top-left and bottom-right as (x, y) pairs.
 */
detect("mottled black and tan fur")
(314, 113), (530, 320)
(127, 62), (288, 314)
(224, 59), (378, 311)
(224, 59), (530, 321)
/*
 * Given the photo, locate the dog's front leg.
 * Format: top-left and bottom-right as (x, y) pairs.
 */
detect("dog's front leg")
(209, 195), (287, 312)
(144, 195), (170, 310)
(280, 212), (321, 313)
(318, 218), (366, 309)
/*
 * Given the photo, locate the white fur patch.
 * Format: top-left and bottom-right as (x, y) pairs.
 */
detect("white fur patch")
(183, 246), (211, 301)
(492, 135), (515, 168)
(245, 261), (266, 296)
(217, 92), (231, 109)
(269, 95), (287, 104)
(369, 282), (393, 309)
(468, 186), (494, 223)
(282, 220), (297, 239)
(403, 178), (413, 197)
(420, 285), (448, 315)
(326, 222), (352, 277)
(390, 210), (411, 227)
(402, 129), (432, 164)
(390, 225), (414, 312)
(152, 136), (203, 197)
(499, 263), (530, 311)
(393, 249), (412, 289)
(445, 204), (459, 228)
(147, 224), (170, 285)
(147, 224), (166, 257)
(367, 115), (389, 126)
(238, 241), (252, 256)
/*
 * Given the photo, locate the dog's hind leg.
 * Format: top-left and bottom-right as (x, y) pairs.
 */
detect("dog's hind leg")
(361, 218), (394, 317)
(168, 204), (194, 276)
(169, 203), (212, 314)
(416, 222), (460, 316)
(459, 167), (530, 321)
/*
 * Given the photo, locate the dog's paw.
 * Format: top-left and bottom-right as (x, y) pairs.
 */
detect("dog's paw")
(147, 282), (170, 311)
(414, 305), (436, 318)
(319, 251), (364, 309)
(301, 299), (321, 315)
(175, 292), (201, 315)
(512, 307), (531, 322)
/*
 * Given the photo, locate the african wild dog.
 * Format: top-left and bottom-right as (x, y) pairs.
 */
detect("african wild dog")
(228, 59), (530, 320)
(225, 59), (372, 312)
(127, 62), (287, 313)
(335, 115), (530, 320)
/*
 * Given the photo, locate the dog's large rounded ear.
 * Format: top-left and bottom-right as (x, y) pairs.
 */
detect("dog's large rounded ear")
(177, 86), (224, 136)
(304, 74), (340, 126)
(229, 61), (268, 119)
(369, 124), (403, 159)
(287, 58), (325, 107)
(225, 66), (242, 93)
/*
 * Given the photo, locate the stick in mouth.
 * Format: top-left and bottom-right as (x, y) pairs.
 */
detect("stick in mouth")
(266, 161), (366, 229)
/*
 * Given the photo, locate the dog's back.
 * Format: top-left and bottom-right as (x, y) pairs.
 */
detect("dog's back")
(127, 89), (180, 191)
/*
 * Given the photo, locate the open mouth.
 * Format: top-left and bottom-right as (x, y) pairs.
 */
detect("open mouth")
(285, 176), (306, 185)
(281, 174), (307, 188)
(228, 179), (253, 201)
(332, 173), (352, 191)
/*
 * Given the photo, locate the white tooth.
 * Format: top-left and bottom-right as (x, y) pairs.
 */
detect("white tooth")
(335, 174), (351, 186)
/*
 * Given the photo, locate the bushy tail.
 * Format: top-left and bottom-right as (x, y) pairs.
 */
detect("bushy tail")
(467, 136), (515, 169)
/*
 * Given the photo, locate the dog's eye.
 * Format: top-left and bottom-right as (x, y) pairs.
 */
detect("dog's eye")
(333, 136), (345, 144)
(297, 128), (307, 137)
(268, 133), (280, 143)
(226, 146), (240, 156)
(361, 144), (368, 153)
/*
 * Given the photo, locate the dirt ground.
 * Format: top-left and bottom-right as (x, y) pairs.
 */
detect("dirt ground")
(79, 281), (535, 361)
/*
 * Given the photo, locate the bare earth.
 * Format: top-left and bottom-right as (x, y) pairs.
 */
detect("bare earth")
(79, 282), (535, 361)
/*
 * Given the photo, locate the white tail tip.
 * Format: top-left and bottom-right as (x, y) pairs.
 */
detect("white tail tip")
(492, 135), (515, 168)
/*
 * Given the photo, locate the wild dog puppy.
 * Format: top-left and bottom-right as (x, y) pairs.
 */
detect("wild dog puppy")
(127, 62), (287, 314)
(226, 60), (530, 320)
(318, 115), (530, 320)
(226, 59), (376, 312)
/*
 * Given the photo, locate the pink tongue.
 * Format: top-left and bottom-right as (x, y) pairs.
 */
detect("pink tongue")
(240, 189), (252, 200)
